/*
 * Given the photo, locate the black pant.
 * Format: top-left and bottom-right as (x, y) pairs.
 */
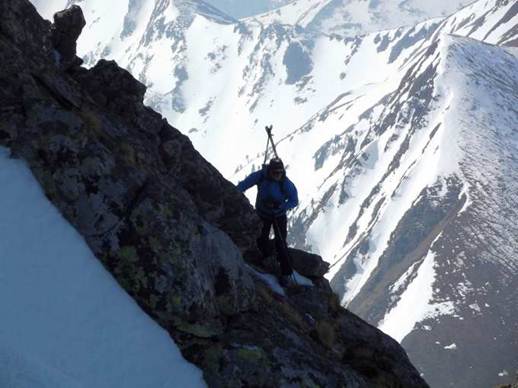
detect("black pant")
(257, 214), (293, 275)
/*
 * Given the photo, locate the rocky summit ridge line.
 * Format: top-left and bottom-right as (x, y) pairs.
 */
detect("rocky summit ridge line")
(0, 1), (427, 387)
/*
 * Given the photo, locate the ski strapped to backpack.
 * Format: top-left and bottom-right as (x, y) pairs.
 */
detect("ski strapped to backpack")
(264, 125), (279, 160)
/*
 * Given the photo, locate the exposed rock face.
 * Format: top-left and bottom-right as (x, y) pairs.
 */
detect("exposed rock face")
(50, 5), (85, 69)
(289, 248), (330, 278)
(0, 1), (428, 386)
(258, 240), (330, 278)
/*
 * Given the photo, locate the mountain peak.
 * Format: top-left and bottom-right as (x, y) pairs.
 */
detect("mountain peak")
(247, 0), (473, 37)
(173, 0), (237, 24)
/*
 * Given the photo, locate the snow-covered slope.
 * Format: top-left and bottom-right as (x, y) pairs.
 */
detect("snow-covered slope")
(247, 0), (472, 37)
(29, 0), (518, 386)
(31, 0), (516, 177)
(243, 0), (329, 27)
(372, 36), (518, 387)
(0, 149), (205, 387)
(341, 35), (518, 387)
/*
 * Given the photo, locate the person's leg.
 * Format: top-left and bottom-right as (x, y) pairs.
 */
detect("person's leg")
(257, 215), (273, 258)
(272, 215), (292, 275)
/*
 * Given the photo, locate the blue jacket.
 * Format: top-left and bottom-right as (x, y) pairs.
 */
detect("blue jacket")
(237, 168), (298, 218)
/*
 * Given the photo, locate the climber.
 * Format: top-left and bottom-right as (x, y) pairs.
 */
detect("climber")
(237, 157), (299, 287)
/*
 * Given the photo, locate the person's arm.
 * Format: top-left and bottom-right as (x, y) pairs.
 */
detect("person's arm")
(237, 170), (262, 193)
(283, 179), (299, 211)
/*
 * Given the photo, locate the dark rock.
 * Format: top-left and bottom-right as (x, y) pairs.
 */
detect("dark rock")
(288, 247), (330, 278)
(50, 5), (86, 69)
(75, 59), (147, 113)
(257, 240), (330, 278)
(1, 2), (44, 41)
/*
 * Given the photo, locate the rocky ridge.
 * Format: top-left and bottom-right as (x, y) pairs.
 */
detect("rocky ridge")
(0, 1), (427, 387)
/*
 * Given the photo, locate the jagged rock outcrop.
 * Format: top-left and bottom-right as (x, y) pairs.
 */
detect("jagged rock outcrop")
(289, 248), (330, 278)
(0, 1), (428, 386)
(50, 5), (85, 69)
(259, 240), (330, 278)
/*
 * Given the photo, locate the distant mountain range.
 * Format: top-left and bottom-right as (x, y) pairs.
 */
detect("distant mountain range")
(246, 0), (471, 36)
(202, 0), (292, 19)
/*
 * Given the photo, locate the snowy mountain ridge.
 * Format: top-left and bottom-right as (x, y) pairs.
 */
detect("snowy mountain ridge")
(371, 30), (518, 332)
(204, 0), (293, 19)
(327, 29), (518, 386)
(245, 0), (472, 37)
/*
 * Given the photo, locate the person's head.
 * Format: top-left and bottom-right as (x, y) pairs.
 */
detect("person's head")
(268, 158), (285, 181)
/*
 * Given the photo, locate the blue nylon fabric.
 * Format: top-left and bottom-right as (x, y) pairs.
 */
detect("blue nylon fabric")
(237, 169), (298, 217)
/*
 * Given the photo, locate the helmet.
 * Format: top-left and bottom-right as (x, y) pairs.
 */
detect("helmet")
(268, 158), (284, 172)
(268, 158), (285, 179)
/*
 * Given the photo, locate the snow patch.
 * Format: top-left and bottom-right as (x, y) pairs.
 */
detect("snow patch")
(390, 260), (421, 294)
(378, 249), (455, 342)
(247, 266), (286, 296)
(246, 265), (314, 296)
(0, 148), (205, 388)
